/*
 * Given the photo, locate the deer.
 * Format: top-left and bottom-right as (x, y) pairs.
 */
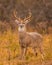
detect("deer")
(13, 11), (45, 64)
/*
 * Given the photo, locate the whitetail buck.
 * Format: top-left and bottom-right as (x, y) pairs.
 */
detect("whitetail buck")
(13, 11), (45, 62)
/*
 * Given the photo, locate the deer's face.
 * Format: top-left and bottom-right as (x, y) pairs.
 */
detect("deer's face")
(14, 10), (32, 32)
(18, 23), (26, 32)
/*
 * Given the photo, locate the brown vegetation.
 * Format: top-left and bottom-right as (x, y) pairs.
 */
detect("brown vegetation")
(0, 0), (52, 65)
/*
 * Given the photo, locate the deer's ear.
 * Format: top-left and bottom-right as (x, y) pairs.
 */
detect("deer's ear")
(25, 18), (31, 24)
(25, 20), (29, 24)
(23, 20), (30, 24)
(15, 20), (20, 24)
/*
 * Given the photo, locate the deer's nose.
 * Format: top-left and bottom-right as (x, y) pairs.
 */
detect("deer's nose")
(21, 26), (23, 28)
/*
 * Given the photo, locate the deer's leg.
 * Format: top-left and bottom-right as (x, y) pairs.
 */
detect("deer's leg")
(39, 47), (45, 60)
(20, 47), (27, 60)
(33, 47), (38, 57)
(39, 46), (45, 65)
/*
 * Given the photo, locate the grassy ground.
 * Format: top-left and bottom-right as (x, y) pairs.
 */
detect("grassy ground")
(0, 31), (52, 65)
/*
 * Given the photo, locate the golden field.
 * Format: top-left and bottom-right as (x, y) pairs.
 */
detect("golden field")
(0, 31), (52, 65)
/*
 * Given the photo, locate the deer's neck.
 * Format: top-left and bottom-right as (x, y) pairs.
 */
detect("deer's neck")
(18, 31), (26, 35)
(18, 31), (26, 39)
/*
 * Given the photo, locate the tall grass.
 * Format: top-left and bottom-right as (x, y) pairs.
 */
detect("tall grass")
(0, 30), (52, 65)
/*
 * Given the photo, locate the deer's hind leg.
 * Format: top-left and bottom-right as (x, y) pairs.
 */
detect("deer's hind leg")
(39, 46), (45, 65)
(33, 47), (38, 57)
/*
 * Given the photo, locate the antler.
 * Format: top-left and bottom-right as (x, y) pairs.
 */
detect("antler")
(24, 11), (32, 22)
(13, 10), (21, 22)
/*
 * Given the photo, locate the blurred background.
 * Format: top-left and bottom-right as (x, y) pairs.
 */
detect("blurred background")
(0, 0), (52, 65)
(0, 0), (52, 34)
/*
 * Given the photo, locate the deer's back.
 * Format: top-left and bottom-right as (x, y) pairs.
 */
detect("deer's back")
(27, 32), (43, 47)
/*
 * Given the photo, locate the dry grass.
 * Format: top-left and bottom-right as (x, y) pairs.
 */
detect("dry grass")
(0, 31), (52, 65)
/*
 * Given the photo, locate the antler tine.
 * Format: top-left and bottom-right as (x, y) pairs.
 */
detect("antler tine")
(24, 11), (32, 21)
(13, 10), (21, 21)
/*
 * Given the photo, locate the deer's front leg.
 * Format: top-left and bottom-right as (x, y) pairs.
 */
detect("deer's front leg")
(20, 47), (27, 60)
